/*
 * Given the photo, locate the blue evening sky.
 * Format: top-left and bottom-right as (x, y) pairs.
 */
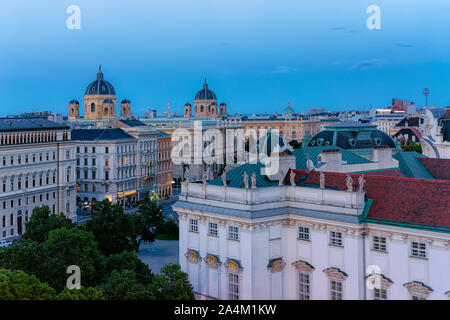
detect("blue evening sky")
(1, 0), (450, 117)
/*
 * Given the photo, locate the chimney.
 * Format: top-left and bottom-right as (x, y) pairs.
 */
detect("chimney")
(318, 149), (342, 172)
(373, 145), (394, 169)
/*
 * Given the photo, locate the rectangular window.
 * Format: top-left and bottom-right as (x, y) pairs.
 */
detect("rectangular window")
(411, 242), (426, 258)
(228, 226), (239, 241)
(189, 219), (198, 233)
(208, 222), (218, 236)
(374, 288), (387, 300)
(373, 236), (387, 252)
(330, 231), (343, 246)
(298, 227), (310, 240)
(229, 273), (239, 300)
(298, 273), (310, 300)
(330, 280), (343, 300)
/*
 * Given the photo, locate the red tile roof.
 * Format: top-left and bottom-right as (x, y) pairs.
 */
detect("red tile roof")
(418, 158), (450, 180)
(290, 170), (450, 230)
(441, 108), (450, 119)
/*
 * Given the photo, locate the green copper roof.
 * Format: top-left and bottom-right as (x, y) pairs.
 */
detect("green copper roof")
(208, 163), (278, 188)
(392, 152), (434, 179)
(294, 146), (371, 170)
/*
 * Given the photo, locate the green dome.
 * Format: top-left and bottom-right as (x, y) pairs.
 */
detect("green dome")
(283, 102), (295, 115)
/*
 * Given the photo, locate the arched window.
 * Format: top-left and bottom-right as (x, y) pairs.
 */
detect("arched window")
(91, 103), (95, 113)
(200, 105), (204, 112)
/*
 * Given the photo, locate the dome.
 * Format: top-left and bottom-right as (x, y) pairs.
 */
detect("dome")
(195, 79), (217, 100)
(85, 66), (116, 96)
(103, 99), (114, 104)
(307, 124), (396, 149)
(69, 99), (79, 104)
(220, 102), (226, 106)
(184, 102), (192, 106)
(121, 99), (131, 104)
(283, 102), (295, 115)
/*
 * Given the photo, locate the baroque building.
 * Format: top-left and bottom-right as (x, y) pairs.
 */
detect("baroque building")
(68, 66), (132, 121)
(0, 118), (76, 241)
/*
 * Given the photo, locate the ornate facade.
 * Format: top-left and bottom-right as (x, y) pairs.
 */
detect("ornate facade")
(68, 66), (132, 121)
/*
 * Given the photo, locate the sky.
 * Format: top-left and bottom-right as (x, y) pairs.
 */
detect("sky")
(1, 0), (450, 117)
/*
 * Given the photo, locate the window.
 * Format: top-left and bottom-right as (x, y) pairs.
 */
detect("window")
(373, 236), (387, 252)
(330, 231), (343, 246)
(373, 288), (387, 300)
(298, 227), (310, 240)
(228, 226), (239, 241)
(105, 171), (109, 180)
(298, 273), (311, 300)
(105, 158), (109, 166)
(105, 147), (109, 153)
(92, 158), (96, 166)
(66, 150), (70, 159)
(411, 241), (426, 258)
(330, 280), (343, 300)
(92, 147), (96, 153)
(412, 295), (426, 300)
(208, 222), (218, 236)
(189, 219), (198, 232)
(229, 273), (239, 300)
(90, 103), (95, 113)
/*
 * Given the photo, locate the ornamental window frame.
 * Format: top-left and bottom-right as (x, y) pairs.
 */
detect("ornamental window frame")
(323, 267), (348, 300)
(228, 225), (239, 241)
(404, 281), (433, 300)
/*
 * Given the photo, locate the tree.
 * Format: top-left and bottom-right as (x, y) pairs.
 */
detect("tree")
(84, 200), (137, 256)
(104, 251), (153, 285)
(0, 239), (48, 282)
(98, 270), (154, 300)
(0, 269), (56, 300)
(157, 219), (179, 240)
(150, 264), (195, 300)
(23, 206), (76, 243)
(134, 200), (164, 251)
(402, 141), (422, 153)
(57, 286), (105, 300)
(42, 228), (105, 291)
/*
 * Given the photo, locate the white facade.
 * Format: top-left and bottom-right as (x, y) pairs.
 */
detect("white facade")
(174, 183), (450, 300)
(74, 138), (138, 206)
(0, 123), (76, 240)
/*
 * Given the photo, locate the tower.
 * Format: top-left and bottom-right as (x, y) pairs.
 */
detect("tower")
(219, 102), (227, 117)
(120, 99), (132, 118)
(68, 99), (80, 119)
(184, 103), (192, 118)
(194, 79), (218, 118)
(423, 87), (430, 106)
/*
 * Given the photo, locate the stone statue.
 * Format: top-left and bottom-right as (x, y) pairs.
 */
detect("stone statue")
(251, 172), (257, 189)
(221, 168), (227, 187)
(184, 167), (190, 183)
(346, 174), (353, 192)
(278, 170), (284, 186)
(320, 172), (325, 189)
(358, 174), (365, 191)
(243, 171), (249, 189)
(290, 170), (296, 186)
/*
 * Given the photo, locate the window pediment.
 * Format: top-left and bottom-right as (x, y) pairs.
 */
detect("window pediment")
(185, 249), (201, 264)
(225, 258), (243, 273)
(292, 260), (315, 274)
(267, 258), (285, 273)
(403, 281), (433, 298)
(323, 267), (348, 281)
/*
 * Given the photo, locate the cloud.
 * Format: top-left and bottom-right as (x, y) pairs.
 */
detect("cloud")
(271, 66), (298, 74)
(349, 59), (382, 70)
(394, 42), (414, 48)
(330, 27), (345, 31)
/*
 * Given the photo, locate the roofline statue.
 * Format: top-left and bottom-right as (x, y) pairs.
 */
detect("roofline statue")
(251, 172), (257, 189)
(346, 174), (353, 192)
(243, 171), (249, 189)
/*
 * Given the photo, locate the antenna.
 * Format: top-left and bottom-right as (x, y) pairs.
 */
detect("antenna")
(423, 88), (430, 106)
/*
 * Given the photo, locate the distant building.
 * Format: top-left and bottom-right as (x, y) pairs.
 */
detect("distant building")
(308, 107), (326, 114)
(183, 79), (227, 119)
(156, 131), (172, 200)
(71, 128), (138, 207)
(0, 118), (76, 241)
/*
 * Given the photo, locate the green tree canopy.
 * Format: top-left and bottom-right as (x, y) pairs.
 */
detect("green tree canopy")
(23, 206), (76, 243)
(98, 269), (154, 300)
(0, 269), (56, 300)
(134, 200), (165, 250)
(84, 200), (137, 255)
(42, 228), (105, 291)
(104, 251), (153, 285)
(57, 286), (105, 300)
(150, 264), (195, 300)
